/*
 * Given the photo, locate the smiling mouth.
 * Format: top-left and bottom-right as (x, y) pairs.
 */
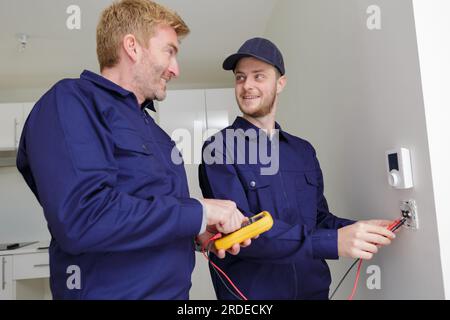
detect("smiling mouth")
(242, 95), (260, 100)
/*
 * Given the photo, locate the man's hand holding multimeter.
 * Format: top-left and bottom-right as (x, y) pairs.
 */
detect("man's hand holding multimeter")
(198, 199), (247, 234)
(196, 211), (274, 259)
(196, 226), (253, 259)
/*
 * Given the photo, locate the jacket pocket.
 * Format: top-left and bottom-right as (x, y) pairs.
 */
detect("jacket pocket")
(239, 170), (272, 215)
(113, 131), (153, 155)
(112, 130), (159, 176)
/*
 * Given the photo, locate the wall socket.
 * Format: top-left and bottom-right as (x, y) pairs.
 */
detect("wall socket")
(400, 199), (419, 230)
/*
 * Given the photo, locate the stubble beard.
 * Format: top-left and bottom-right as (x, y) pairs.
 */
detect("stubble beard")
(134, 52), (167, 102)
(239, 85), (277, 118)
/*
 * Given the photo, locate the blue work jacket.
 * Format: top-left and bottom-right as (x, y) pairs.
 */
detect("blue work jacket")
(199, 117), (355, 300)
(16, 70), (203, 299)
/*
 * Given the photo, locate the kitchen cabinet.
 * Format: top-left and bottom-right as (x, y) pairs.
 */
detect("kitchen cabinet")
(0, 103), (34, 167)
(0, 103), (22, 150)
(0, 242), (50, 300)
(0, 102), (35, 150)
(0, 256), (13, 299)
(156, 88), (238, 199)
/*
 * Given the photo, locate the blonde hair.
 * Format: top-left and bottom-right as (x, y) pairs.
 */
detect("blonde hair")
(96, 0), (190, 71)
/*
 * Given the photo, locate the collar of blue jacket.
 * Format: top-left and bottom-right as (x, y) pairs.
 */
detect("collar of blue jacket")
(231, 116), (290, 142)
(81, 69), (156, 112)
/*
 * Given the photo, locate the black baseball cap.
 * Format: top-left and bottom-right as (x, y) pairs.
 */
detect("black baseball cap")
(223, 37), (285, 76)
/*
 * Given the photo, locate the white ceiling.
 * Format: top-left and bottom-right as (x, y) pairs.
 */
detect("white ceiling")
(0, 0), (278, 92)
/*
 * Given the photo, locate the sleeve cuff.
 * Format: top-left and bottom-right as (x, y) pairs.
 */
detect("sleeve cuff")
(337, 218), (357, 229)
(193, 198), (207, 235)
(176, 198), (204, 237)
(311, 228), (339, 259)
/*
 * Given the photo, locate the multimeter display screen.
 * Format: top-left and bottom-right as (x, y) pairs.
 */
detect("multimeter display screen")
(241, 215), (264, 227)
(252, 215), (264, 222)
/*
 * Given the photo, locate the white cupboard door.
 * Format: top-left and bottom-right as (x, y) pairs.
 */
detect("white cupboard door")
(0, 104), (23, 150)
(156, 90), (207, 198)
(204, 88), (240, 136)
(22, 103), (34, 119)
(16, 102), (35, 149)
(156, 89), (238, 300)
(0, 256), (13, 300)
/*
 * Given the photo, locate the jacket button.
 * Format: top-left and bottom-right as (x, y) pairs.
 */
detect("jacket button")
(250, 181), (256, 188)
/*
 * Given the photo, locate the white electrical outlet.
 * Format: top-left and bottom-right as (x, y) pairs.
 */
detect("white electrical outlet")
(400, 199), (419, 230)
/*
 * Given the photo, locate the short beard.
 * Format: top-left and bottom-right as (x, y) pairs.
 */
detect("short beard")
(240, 84), (277, 118)
(134, 51), (166, 102)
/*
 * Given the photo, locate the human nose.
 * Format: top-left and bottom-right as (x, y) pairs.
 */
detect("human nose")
(243, 77), (254, 91)
(168, 58), (180, 78)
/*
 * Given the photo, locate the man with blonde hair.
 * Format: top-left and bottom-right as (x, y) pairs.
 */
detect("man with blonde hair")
(17, 0), (248, 299)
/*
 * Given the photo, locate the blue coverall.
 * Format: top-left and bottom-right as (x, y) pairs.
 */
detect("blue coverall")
(17, 70), (203, 299)
(199, 116), (355, 300)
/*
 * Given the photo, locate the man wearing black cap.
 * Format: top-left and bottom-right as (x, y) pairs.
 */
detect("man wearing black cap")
(198, 38), (396, 299)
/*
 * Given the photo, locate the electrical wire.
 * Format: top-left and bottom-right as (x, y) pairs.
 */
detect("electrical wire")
(207, 244), (243, 300)
(329, 218), (407, 300)
(204, 218), (407, 301)
(391, 218), (407, 232)
(329, 258), (360, 299)
(203, 243), (248, 300)
(347, 259), (363, 300)
(346, 218), (407, 300)
(201, 234), (248, 300)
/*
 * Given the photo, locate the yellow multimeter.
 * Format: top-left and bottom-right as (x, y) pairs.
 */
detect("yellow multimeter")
(214, 211), (273, 251)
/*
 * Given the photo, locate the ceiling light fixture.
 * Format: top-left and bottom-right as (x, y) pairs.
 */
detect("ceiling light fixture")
(17, 33), (28, 53)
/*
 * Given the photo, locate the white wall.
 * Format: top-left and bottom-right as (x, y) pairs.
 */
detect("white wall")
(265, 0), (444, 299)
(412, 0), (450, 299)
(0, 88), (48, 103)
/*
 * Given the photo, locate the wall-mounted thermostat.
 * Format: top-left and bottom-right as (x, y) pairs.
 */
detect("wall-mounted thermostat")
(386, 148), (413, 189)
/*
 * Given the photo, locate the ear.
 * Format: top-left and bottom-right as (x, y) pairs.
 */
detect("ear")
(276, 75), (287, 94)
(122, 34), (139, 63)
